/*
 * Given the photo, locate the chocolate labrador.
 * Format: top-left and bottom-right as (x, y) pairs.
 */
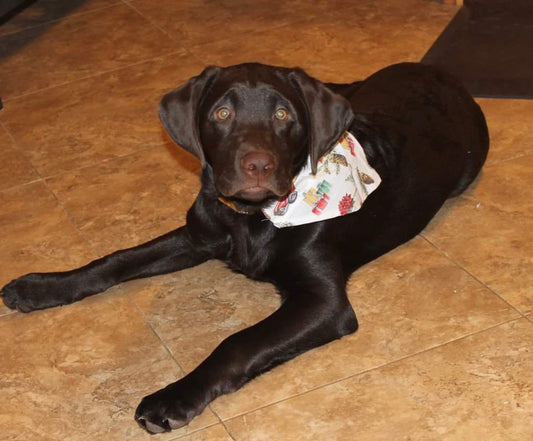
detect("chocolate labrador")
(1, 62), (489, 433)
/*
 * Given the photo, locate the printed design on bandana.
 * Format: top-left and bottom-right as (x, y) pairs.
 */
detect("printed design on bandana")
(273, 184), (298, 216)
(262, 131), (381, 228)
(319, 153), (348, 175)
(338, 194), (355, 215)
(302, 180), (332, 216)
(340, 133), (356, 156)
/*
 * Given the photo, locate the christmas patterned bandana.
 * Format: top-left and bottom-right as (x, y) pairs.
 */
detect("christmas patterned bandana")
(262, 131), (381, 228)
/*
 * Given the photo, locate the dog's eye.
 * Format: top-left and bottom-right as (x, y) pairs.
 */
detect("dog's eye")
(274, 108), (290, 121)
(215, 107), (231, 121)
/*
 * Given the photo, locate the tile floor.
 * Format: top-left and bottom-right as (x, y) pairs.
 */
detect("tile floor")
(1, 0), (532, 440)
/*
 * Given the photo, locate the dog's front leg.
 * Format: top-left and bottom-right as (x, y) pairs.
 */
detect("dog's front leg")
(1, 226), (214, 312)
(134, 258), (358, 433)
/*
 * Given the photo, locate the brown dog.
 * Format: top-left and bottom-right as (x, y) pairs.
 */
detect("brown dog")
(1, 62), (488, 433)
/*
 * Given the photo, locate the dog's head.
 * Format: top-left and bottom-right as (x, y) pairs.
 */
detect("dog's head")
(159, 63), (354, 206)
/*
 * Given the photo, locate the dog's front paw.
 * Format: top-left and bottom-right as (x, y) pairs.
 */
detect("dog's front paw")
(1, 273), (72, 312)
(135, 380), (206, 434)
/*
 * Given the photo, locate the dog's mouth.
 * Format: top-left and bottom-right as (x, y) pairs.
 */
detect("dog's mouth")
(235, 186), (277, 202)
(220, 181), (289, 202)
(218, 185), (289, 215)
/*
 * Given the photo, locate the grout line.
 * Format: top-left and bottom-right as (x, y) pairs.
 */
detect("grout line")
(165, 422), (224, 441)
(0, 176), (44, 194)
(0, 309), (17, 320)
(208, 403), (238, 441)
(2, 49), (186, 104)
(0, 119), (44, 181)
(0, 178), (44, 194)
(121, 0), (183, 46)
(0, 2), (124, 38)
(419, 232), (527, 318)
(120, 0), (208, 70)
(0, 142), (167, 197)
(128, 294), (187, 376)
(220, 422), (238, 441)
(220, 315), (524, 423)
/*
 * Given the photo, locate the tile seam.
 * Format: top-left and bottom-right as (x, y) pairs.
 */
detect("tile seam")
(0, 2), (124, 38)
(0, 119), (44, 188)
(2, 49), (186, 103)
(419, 231), (528, 317)
(128, 295), (187, 376)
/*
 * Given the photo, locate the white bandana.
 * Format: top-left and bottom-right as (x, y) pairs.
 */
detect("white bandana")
(262, 131), (381, 228)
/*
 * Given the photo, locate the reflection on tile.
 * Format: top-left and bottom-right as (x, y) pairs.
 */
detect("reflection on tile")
(0, 0), (121, 36)
(45, 145), (201, 256)
(187, 1), (454, 83)
(423, 196), (533, 314)
(131, 237), (517, 421)
(1, 54), (204, 176)
(0, 123), (39, 190)
(477, 99), (533, 165)
(0, 4), (178, 99)
(0, 295), (218, 441)
(225, 319), (533, 441)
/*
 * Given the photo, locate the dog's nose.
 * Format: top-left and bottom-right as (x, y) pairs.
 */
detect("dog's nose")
(240, 152), (276, 178)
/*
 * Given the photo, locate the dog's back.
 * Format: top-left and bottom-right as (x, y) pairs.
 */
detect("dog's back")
(333, 62), (489, 198)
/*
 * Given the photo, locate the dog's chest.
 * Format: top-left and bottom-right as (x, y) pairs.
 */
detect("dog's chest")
(225, 219), (276, 278)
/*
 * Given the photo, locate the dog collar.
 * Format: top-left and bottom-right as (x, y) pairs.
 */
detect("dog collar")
(262, 131), (381, 228)
(217, 196), (259, 215)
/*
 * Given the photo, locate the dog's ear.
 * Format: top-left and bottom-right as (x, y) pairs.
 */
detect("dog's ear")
(159, 66), (220, 167)
(289, 68), (354, 174)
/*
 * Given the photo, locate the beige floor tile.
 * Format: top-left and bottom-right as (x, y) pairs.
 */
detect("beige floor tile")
(225, 319), (533, 441)
(0, 0), (122, 36)
(423, 186), (533, 314)
(477, 99), (533, 166)
(45, 145), (201, 256)
(0, 181), (96, 307)
(463, 153), (533, 216)
(0, 295), (218, 441)
(129, 237), (517, 422)
(187, 1), (454, 83)
(1, 54), (203, 177)
(130, 260), (281, 373)
(0, 3), (179, 99)
(0, 123), (40, 191)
